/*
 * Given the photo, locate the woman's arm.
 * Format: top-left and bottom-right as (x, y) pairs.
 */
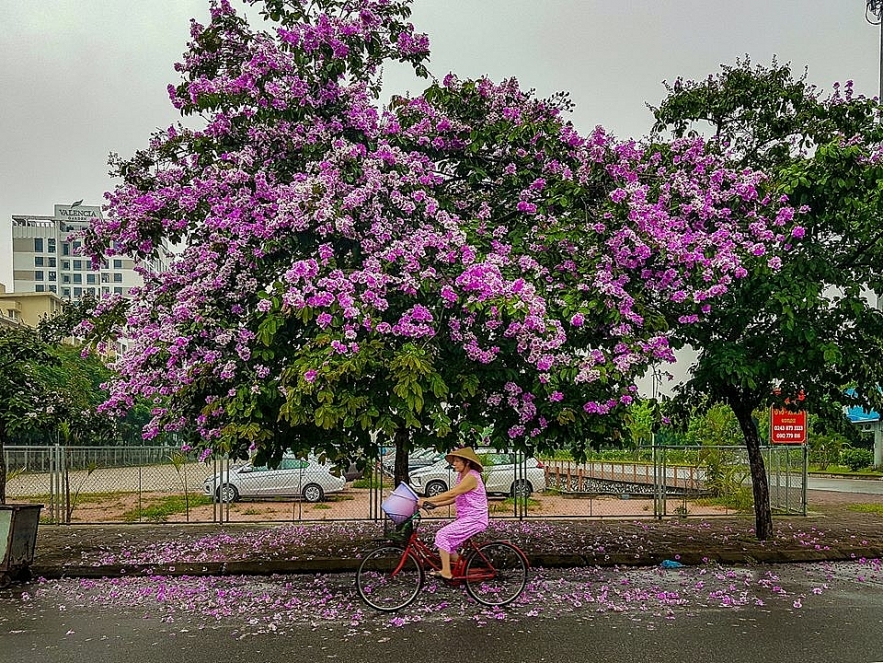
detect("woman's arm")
(420, 496), (456, 508)
(419, 473), (478, 507)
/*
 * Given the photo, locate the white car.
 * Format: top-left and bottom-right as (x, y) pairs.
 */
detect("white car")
(409, 450), (546, 498)
(203, 456), (346, 503)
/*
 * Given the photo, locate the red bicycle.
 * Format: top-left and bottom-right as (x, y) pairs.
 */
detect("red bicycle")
(356, 506), (529, 611)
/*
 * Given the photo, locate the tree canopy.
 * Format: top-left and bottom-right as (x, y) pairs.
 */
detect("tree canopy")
(652, 59), (883, 538)
(80, 1), (794, 480)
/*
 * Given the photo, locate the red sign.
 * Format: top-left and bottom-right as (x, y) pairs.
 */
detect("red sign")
(770, 408), (807, 444)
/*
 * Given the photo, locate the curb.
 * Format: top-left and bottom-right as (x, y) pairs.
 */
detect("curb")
(29, 546), (883, 581)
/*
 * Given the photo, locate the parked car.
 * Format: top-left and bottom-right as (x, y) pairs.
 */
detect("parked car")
(203, 456), (347, 503)
(380, 449), (446, 477)
(409, 450), (546, 498)
(309, 455), (363, 482)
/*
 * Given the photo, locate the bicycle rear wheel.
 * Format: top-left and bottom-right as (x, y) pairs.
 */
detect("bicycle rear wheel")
(356, 545), (423, 612)
(464, 541), (527, 607)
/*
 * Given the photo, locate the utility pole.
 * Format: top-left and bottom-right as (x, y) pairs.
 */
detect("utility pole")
(868, 1), (883, 100)
(869, 3), (883, 312)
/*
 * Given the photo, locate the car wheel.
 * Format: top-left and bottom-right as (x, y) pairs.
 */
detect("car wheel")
(303, 483), (325, 502)
(425, 480), (447, 498)
(217, 484), (239, 503)
(511, 480), (533, 498)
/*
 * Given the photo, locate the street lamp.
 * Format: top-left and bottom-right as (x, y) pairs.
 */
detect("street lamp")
(867, 0), (883, 100)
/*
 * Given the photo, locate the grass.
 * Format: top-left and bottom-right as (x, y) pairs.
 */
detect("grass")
(492, 496), (540, 511)
(846, 503), (883, 516)
(809, 465), (883, 477)
(352, 474), (384, 489)
(122, 493), (214, 522)
(23, 490), (135, 505)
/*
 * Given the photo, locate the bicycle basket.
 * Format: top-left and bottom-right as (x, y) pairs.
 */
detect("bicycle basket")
(386, 513), (419, 543)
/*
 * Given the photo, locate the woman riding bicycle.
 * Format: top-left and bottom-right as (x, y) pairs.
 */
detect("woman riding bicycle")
(417, 446), (488, 580)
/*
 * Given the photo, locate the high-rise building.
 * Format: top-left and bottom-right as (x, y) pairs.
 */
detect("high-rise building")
(11, 204), (171, 301)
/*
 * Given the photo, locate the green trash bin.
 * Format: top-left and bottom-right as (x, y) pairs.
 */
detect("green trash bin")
(0, 503), (43, 588)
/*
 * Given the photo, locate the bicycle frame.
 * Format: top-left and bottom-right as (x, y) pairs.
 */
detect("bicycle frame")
(391, 513), (527, 581)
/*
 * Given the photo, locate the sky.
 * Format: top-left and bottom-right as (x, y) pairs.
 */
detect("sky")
(1, 0), (880, 293)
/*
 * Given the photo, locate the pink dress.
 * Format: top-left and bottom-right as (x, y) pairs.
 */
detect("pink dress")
(434, 469), (489, 554)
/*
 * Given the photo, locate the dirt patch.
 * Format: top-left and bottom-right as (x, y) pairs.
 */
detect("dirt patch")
(50, 487), (739, 524)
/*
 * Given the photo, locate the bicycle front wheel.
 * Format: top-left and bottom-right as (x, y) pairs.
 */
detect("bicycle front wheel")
(464, 541), (527, 607)
(356, 545), (424, 612)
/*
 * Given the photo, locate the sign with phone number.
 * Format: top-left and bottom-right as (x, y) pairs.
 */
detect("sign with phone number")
(770, 408), (806, 444)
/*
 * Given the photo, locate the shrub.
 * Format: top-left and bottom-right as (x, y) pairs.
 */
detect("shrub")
(808, 433), (846, 471)
(840, 447), (874, 472)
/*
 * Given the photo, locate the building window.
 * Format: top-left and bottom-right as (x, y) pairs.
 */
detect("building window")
(113, 273), (123, 283)
(62, 243), (70, 256)
(87, 287), (96, 296)
(86, 273), (96, 284)
(62, 274), (70, 284)
(35, 270), (44, 281)
(36, 285), (45, 292)
(73, 259), (82, 270)
(102, 287), (110, 295)
(48, 238), (56, 253)
(34, 238), (43, 252)
(101, 273), (110, 284)
(62, 288), (71, 298)
(113, 287), (123, 295)
(48, 257), (56, 267)
(49, 285), (57, 293)
(73, 273), (82, 284)
(73, 287), (82, 297)
(61, 260), (70, 270)
(34, 257), (44, 267)
(49, 271), (56, 282)
(113, 259), (123, 269)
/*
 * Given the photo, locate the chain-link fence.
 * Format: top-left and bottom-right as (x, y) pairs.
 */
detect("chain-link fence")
(3, 443), (806, 524)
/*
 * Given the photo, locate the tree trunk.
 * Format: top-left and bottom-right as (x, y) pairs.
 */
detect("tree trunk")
(393, 428), (410, 487)
(732, 402), (773, 540)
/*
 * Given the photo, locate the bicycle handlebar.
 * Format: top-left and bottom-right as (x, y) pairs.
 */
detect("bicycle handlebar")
(422, 501), (437, 511)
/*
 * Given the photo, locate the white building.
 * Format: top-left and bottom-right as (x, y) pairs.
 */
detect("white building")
(11, 204), (171, 301)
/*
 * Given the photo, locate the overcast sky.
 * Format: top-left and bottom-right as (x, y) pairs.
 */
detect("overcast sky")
(1, 0), (880, 291)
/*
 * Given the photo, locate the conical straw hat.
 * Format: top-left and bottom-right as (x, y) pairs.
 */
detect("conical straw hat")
(445, 447), (483, 472)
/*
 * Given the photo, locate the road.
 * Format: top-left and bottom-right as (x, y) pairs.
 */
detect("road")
(807, 476), (883, 494)
(2, 561), (883, 662)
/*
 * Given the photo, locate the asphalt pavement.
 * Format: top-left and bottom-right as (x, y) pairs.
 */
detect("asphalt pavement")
(4, 561), (883, 663)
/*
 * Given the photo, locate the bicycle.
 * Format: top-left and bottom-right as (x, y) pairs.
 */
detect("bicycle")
(356, 505), (529, 612)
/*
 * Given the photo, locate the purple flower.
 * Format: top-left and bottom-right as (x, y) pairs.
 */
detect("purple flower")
(609, 188), (627, 203)
(516, 201), (537, 214)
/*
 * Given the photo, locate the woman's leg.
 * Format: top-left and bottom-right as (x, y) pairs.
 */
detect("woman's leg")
(439, 548), (453, 578)
(434, 522), (459, 578)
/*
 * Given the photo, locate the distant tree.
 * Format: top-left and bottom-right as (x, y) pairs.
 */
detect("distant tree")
(0, 326), (57, 502)
(652, 59), (883, 538)
(80, 1), (792, 486)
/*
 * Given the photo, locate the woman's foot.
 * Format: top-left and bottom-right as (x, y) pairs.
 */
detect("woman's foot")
(429, 570), (453, 580)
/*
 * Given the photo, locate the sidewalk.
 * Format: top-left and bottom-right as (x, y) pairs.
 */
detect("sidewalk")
(28, 492), (883, 580)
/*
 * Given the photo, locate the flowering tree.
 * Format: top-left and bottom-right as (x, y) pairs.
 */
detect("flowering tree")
(81, 1), (793, 483)
(653, 59), (883, 538)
